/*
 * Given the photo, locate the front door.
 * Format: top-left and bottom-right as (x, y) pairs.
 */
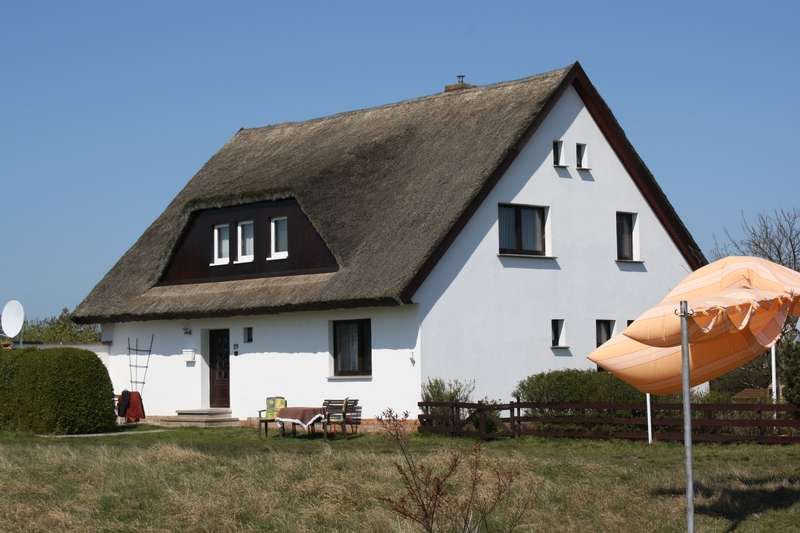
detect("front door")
(209, 329), (230, 408)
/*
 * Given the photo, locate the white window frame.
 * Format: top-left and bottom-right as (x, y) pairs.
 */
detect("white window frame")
(576, 143), (590, 170)
(234, 220), (255, 264)
(553, 140), (566, 167)
(210, 223), (230, 266)
(616, 211), (641, 262)
(268, 216), (289, 260)
(551, 319), (567, 348)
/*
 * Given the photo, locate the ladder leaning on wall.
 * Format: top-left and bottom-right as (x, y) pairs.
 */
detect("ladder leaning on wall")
(127, 335), (154, 395)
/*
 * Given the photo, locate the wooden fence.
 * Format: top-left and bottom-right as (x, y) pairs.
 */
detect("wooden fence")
(417, 400), (800, 444)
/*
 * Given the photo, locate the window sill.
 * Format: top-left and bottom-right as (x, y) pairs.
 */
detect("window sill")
(553, 164), (569, 169)
(498, 253), (557, 259)
(576, 166), (592, 171)
(209, 260), (230, 267)
(233, 257), (254, 264)
(615, 259), (644, 264)
(266, 254), (288, 261)
(551, 345), (571, 349)
(327, 375), (372, 382)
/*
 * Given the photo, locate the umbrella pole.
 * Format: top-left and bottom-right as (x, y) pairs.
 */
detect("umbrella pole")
(771, 344), (778, 403)
(646, 393), (653, 444)
(679, 300), (694, 533)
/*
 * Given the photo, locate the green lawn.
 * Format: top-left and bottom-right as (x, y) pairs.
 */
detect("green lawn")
(0, 427), (798, 532)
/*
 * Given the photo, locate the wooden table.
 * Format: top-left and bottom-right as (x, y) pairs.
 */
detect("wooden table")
(275, 407), (325, 436)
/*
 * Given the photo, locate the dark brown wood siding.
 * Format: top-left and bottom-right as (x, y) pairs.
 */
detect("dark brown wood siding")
(159, 199), (338, 285)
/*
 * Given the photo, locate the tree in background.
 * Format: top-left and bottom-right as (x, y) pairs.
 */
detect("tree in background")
(711, 208), (800, 395)
(15, 308), (100, 344)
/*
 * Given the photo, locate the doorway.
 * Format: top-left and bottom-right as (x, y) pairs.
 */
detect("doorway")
(209, 329), (230, 408)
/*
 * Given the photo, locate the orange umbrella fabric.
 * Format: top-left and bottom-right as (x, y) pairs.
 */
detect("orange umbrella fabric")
(589, 256), (800, 394)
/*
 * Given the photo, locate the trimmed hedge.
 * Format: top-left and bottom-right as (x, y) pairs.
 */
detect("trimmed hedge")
(0, 347), (116, 434)
(513, 369), (644, 404)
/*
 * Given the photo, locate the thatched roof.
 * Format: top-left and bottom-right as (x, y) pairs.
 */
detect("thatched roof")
(73, 62), (705, 323)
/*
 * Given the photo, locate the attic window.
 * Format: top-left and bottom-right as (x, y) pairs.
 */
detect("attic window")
(553, 140), (566, 167)
(268, 216), (288, 260)
(498, 203), (547, 256)
(210, 224), (230, 266)
(235, 221), (254, 263)
(576, 143), (589, 169)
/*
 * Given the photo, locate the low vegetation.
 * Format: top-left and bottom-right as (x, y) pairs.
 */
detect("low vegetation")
(0, 427), (798, 531)
(0, 348), (115, 434)
(514, 369), (644, 404)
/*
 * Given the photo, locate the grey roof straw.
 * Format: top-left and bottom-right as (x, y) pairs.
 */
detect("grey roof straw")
(73, 63), (704, 323)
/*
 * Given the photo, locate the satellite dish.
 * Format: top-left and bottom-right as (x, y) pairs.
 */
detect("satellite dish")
(1, 300), (24, 338)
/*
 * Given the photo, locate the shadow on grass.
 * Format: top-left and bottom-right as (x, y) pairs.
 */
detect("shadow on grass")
(652, 475), (800, 532)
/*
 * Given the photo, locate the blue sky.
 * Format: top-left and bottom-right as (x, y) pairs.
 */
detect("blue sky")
(1, 1), (798, 319)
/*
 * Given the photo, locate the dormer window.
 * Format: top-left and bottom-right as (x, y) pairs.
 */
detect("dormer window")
(235, 221), (255, 263)
(211, 224), (230, 266)
(576, 143), (589, 169)
(553, 140), (566, 167)
(268, 216), (288, 260)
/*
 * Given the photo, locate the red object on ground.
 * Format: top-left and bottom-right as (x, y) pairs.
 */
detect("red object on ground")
(126, 391), (146, 423)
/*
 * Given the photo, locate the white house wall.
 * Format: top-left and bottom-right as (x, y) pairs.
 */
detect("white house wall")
(414, 85), (692, 401)
(103, 306), (421, 419)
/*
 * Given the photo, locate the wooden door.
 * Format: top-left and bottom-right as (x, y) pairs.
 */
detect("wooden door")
(209, 329), (230, 408)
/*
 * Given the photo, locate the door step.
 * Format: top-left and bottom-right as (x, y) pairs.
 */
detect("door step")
(152, 408), (241, 428)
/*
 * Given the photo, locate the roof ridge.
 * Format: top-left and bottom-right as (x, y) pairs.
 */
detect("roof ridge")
(238, 64), (575, 136)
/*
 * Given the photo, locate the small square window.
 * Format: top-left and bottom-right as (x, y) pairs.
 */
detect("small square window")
(211, 224), (230, 266)
(576, 143), (589, 169)
(236, 221), (254, 263)
(243, 327), (253, 343)
(268, 217), (289, 260)
(553, 140), (566, 166)
(596, 320), (615, 347)
(551, 319), (566, 347)
(616, 212), (638, 261)
(627, 319), (635, 327)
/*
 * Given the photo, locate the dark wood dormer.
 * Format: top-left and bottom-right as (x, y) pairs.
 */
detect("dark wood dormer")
(159, 199), (338, 285)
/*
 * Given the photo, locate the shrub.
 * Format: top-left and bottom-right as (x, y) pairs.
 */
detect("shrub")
(513, 369), (644, 404)
(421, 378), (475, 403)
(0, 347), (115, 434)
(782, 341), (800, 406)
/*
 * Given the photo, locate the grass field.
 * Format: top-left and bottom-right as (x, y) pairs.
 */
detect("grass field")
(0, 427), (798, 532)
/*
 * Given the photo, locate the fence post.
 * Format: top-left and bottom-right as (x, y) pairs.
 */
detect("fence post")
(450, 401), (457, 436)
(478, 402), (488, 441)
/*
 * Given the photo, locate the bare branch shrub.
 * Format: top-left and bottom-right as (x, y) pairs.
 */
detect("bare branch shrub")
(377, 408), (530, 532)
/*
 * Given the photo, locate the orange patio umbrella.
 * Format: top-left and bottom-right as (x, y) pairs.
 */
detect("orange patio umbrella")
(588, 256), (800, 533)
(589, 256), (800, 394)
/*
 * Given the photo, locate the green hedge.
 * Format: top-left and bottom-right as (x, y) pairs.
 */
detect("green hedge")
(513, 369), (645, 404)
(0, 348), (116, 434)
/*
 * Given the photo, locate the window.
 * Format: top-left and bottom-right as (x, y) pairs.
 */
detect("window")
(236, 221), (254, 263)
(268, 217), (288, 260)
(551, 319), (566, 347)
(211, 224), (230, 266)
(616, 212), (637, 261)
(333, 319), (371, 376)
(498, 204), (547, 256)
(553, 140), (565, 166)
(627, 319), (635, 327)
(596, 320), (615, 347)
(243, 327), (253, 343)
(576, 143), (589, 169)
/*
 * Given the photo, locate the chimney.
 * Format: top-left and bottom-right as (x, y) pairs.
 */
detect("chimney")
(444, 74), (475, 93)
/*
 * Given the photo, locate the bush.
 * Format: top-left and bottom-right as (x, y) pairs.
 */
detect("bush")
(514, 369), (644, 404)
(782, 341), (800, 406)
(0, 347), (115, 434)
(421, 378), (475, 403)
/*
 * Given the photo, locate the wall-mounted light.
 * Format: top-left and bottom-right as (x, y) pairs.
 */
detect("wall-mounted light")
(182, 348), (196, 363)
(182, 327), (192, 335)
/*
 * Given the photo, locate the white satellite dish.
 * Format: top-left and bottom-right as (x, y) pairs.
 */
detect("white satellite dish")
(1, 300), (24, 338)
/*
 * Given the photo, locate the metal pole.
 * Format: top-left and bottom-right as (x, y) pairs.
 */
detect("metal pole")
(680, 300), (694, 533)
(646, 393), (653, 444)
(770, 344), (778, 403)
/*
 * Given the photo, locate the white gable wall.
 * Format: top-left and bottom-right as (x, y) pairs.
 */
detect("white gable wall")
(414, 86), (692, 401)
